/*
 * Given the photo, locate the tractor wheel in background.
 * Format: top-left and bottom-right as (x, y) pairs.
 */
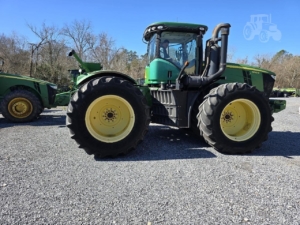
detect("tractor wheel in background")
(198, 83), (273, 154)
(66, 77), (150, 158)
(277, 91), (284, 97)
(283, 92), (289, 98)
(0, 90), (42, 123)
(36, 105), (44, 117)
(270, 90), (277, 97)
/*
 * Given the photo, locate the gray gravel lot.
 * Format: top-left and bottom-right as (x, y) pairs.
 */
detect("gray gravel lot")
(1, 97), (300, 225)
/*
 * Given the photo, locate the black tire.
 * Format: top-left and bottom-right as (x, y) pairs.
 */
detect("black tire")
(189, 95), (204, 137)
(1, 90), (42, 123)
(198, 83), (274, 154)
(277, 91), (284, 97)
(196, 86), (219, 137)
(66, 77), (150, 158)
(37, 105), (44, 117)
(184, 89), (210, 137)
(270, 90), (277, 97)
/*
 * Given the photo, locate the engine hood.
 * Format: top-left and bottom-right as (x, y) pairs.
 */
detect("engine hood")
(0, 72), (56, 86)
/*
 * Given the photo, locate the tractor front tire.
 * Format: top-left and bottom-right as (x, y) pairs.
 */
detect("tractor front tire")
(1, 90), (42, 123)
(66, 77), (150, 158)
(198, 83), (273, 154)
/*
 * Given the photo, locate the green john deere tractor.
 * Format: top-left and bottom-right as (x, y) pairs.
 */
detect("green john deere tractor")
(66, 22), (286, 157)
(0, 57), (57, 123)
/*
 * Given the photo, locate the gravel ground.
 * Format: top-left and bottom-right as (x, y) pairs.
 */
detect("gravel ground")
(0, 97), (300, 225)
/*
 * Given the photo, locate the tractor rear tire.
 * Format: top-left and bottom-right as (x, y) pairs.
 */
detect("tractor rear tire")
(198, 83), (273, 154)
(189, 95), (204, 137)
(66, 77), (150, 158)
(1, 90), (42, 123)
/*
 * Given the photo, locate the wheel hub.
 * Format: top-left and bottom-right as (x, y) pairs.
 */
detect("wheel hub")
(102, 108), (118, 123)
(8, 98), (33, 118)
(12, 102), (27, 115)
(220, 99), (261, 142)
(221, 110), (234, 123)
(85, 95), (135, 143)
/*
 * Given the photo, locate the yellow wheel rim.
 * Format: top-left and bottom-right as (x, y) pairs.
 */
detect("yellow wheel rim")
(8, 97), (33, 119)
(220, 99), (261, 142)
(85, 95), (135, 143)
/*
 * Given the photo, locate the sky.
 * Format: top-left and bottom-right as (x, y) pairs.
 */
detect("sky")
(1, 0), (300, 63)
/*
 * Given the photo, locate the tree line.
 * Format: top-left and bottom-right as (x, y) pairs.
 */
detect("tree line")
(1, 20), (299, 89)
(232, 49), (300, 89)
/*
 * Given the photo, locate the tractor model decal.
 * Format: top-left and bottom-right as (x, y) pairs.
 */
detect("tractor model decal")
(243, 14), (282, 43)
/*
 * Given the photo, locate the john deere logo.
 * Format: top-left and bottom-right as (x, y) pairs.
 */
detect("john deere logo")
(243, 14), (282, 43)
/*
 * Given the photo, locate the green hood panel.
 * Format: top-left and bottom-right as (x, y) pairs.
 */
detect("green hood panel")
(0, 72), (56, 85)
(227, 63), (276, 76)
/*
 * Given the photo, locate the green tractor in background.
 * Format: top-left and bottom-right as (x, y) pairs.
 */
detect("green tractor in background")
(53, 50), (106, 107)
(0, 57), (57, 123)
(66, 22), (286, 158)
(271, 87), (300, 97)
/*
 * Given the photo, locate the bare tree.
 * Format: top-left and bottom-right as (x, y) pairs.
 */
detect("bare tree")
(27, 23), (59, 75)
(61, 20), (96, 59)
(0, 32), (30, 75)
(27, 23), (75, 86)
(235, 56), (248, 65)
(90, 32), (124, 70)
(227, 46), (236, 62)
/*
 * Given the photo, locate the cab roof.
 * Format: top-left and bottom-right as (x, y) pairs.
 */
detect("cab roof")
(143, 22), (208, 42)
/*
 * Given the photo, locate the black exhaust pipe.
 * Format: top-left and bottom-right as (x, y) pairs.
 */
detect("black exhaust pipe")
(178, 23), (231, 89)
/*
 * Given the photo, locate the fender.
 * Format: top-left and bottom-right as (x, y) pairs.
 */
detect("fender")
(76, 70), (137, 87)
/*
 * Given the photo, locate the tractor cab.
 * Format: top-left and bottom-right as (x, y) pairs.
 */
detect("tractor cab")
(143, 22), (231, 90)
(143, 22), (208, 86)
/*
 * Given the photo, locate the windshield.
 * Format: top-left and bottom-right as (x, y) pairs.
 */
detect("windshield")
(147, 31), (197, 69)
(147, 34), (157, 63)
(160, 31), (197, 68)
